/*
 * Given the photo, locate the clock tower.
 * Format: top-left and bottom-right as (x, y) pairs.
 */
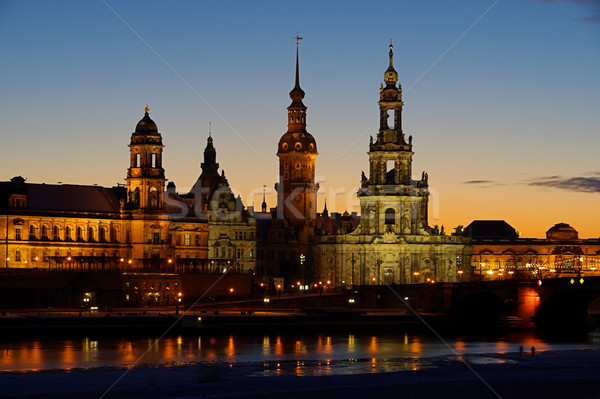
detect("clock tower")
(276, 40), (319, 227)
(358, 42), (429, 235)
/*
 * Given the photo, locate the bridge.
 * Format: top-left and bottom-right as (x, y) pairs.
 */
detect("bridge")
(356, 276), (600, 335)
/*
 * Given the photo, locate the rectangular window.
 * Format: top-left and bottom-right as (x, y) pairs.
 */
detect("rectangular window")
(153, 232), (160, 244)
(151, 153), (157, 168)
(195, 235), (200, 246)
(15, 228), (21, 240)
(184, 234), (190, 246)
(135, 153), (140, 167)
(15, 250), (21, 262)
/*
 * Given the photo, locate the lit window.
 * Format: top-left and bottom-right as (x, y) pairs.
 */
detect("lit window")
(184, 234), (190, 246)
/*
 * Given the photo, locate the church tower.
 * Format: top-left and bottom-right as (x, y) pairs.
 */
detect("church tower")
(277, 40), (319, 227)
(189, 130), (221, 215)
(358, 43), (429, 235)
(126, 106), (166, 211)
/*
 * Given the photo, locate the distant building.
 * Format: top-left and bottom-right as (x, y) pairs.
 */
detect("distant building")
(467, 220), (600, 280)
(313, 43), (472, 286)
(189, 135), (257, 274)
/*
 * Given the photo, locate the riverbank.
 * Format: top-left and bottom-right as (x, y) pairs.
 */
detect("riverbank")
(1, 349), (598, 398)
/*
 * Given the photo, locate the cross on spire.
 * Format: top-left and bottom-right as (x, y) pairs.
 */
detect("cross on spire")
(296, 35), (303, 46)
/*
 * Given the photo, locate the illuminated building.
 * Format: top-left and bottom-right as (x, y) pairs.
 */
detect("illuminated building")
(468, 220), (600, 280)
(188, 134), (257, 274)
(0, 107), (208, 277)
(313, 43), (472, 286)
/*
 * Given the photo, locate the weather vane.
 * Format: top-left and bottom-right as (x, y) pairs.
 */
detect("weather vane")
(296, 35), (303, 46)
(145, 104), (149, 114)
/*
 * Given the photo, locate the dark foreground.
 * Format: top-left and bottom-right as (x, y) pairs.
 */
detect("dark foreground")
(0, 349), (599, 399)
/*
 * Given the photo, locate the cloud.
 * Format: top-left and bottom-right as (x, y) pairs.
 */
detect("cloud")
(576, 13), (600, 23)
(462, 180), (496, 185)
(529, 175), (600, 193)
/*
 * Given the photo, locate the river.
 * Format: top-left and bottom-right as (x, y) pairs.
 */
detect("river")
(1, 330), (599, 374)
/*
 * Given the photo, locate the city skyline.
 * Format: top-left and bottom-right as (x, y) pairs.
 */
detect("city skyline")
(1, 0), (599, 238)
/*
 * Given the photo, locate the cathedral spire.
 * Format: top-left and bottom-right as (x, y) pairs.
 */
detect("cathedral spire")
(261, 185), (267, 213)
(384, 40), (398, 86)
(289, 37), (305, 108)
(287, 37), (307, 133)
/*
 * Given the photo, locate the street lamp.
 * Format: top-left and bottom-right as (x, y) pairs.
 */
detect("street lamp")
(348, 298), (355, 309)
(176, 292), (182, 315)
(457, 269), (464, 281)
(413, 271), (420, 283)
(264, 297), (270, 314)
(299, 254), (305, 285)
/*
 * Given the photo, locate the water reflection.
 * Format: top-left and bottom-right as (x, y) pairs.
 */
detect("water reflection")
(0, 331), (597, 373)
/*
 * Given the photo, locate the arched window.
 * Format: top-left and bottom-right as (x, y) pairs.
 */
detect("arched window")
(149, 187), (159, 209)
(53, 226), (60, 240)
(65, 226), (72, 241)
(41, 225), (49, 240)
(88, 227), (94, 242)
(385, 208), (395, 225)
(29, 225), (36, 240)
(99, 227), (106, 243)
(132, 188), (140, 207)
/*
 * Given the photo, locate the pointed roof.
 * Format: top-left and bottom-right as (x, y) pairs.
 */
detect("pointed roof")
(289, 45), (305, 107)
(384, 41), (398, 86)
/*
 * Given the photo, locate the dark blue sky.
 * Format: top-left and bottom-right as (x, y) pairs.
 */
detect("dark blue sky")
(1, 0), (599, 236)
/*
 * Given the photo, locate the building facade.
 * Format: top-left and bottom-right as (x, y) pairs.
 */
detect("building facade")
(313, 43), (472, 286)
(468, 221), (600, 280)
(0, 108), (208, 275)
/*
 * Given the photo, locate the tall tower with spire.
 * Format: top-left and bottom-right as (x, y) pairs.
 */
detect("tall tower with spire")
(126, 105), (166, 211)
(313, 42), (470, 287)
(358, 42), (429, 235)
(189, 128), (221, 215)
(277, 39), (319, 227)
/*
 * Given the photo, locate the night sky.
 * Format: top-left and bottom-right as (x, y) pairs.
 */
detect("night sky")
(1, 0), (598, 237)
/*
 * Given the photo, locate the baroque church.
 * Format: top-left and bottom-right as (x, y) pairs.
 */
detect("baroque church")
(313, 43), (472, 286)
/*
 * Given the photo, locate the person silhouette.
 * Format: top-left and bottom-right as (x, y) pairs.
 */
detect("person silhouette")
(531, 346), (536, 357)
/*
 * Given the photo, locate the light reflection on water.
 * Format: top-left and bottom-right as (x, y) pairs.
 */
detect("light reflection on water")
(0, 331), (597, 373)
